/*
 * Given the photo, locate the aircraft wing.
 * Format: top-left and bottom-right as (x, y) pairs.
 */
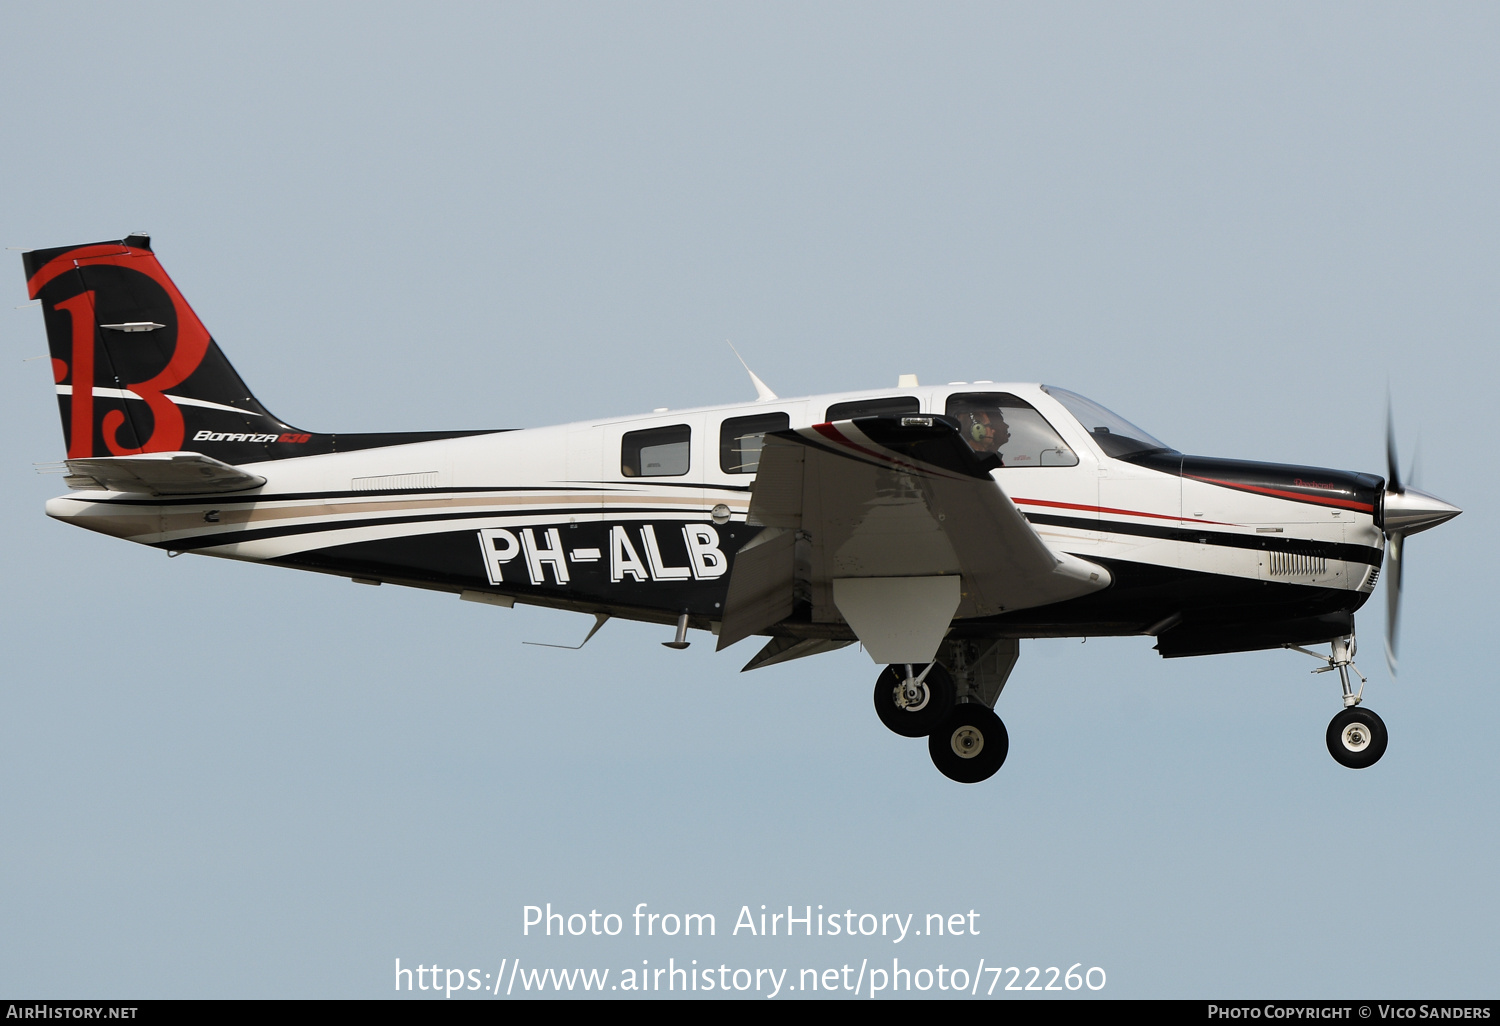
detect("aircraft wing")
(63, 451), (267, 495)
(718, 416), (1110, 663)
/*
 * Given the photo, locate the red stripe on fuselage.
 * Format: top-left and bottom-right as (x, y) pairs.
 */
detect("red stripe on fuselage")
(1184, 475), (1374, 512)
(1011, 497), (1232, 525)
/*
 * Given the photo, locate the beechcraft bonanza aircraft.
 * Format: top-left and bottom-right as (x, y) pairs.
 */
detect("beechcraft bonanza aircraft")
(23, 235), (1462, 782)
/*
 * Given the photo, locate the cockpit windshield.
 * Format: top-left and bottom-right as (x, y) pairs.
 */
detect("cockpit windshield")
(1041, 386), (1176, 459)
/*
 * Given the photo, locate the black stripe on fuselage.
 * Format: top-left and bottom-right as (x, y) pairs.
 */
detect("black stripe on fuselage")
(582, 480), (753, 493)
(267, 530), (1369, 647)
(1025, 512), (1382, 567)
(952, 554), (1369, 639)
(144, 496), (1381, 567)
(156, 505), (706, 551)
(75, 480), (753, 508)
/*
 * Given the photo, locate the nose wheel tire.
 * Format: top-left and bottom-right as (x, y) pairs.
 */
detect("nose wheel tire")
(928, 705), (1009, 783)
(1326, 706), (1388, 769)
(873, 663), (955, 738)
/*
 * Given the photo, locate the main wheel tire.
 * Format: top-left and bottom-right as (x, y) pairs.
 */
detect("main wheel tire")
(1326, 706), (1388, 769)
(873, 663), (955, 738)
(928, 704), (1009, 783)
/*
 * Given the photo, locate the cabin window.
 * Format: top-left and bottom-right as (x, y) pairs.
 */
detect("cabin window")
(720, 412), (790, 474)
(945, 392), (1079, 468)
(824, 396), (919, 421)
(622, 424), (691, 477)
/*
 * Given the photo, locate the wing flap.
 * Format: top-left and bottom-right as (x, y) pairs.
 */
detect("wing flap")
(717, 527), (799, 649)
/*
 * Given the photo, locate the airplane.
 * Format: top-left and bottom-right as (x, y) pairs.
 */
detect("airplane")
(21, 234), (1463, 782)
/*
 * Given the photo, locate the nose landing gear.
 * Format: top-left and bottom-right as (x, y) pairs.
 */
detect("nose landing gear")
(1326, 705), (1389, 769)
(1287, 633), (1389, 769)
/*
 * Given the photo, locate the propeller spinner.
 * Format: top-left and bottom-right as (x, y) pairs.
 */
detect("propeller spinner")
(1381, 411), (1461, 675)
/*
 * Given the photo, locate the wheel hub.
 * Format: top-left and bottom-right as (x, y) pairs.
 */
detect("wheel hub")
(896, 681), (930, 712)
(1341, 722), (1371, 753)
(949, 725), (985, 759)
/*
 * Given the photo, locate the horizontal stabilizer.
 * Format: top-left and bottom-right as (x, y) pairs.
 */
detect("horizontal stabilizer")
(64, 451), (266, 495)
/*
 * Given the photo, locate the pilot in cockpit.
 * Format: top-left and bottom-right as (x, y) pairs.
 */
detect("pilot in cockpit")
(960, 408), (1010, 460)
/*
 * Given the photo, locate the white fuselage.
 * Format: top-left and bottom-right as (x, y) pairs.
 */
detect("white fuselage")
(46, 383), (1383, 638)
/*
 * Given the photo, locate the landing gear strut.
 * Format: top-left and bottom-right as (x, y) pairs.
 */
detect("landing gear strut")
(873, 662), (954, 738)
(1287, 633), (1388, 769)
(873, 639), (1019, 782)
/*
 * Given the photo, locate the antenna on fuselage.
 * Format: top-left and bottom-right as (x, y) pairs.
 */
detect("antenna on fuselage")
(726, 340), (778, 402)
(523, 612), (610, 650)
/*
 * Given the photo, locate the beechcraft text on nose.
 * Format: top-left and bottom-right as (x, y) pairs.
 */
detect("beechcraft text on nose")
(522, 904), (979, 943)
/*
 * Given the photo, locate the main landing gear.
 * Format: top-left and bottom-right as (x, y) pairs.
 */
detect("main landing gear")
(928, 704), (1010, 784)
(1287, 633), (1389, 769)
(875, 639), (1019, 783)
(873, 662), (954, 737)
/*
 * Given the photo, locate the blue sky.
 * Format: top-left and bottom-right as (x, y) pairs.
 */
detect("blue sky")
(1, 3), (1495, 998)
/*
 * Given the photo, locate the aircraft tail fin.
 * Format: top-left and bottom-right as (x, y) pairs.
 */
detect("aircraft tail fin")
(23, 235), (322, 464)
(24, 235), (491, 466)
